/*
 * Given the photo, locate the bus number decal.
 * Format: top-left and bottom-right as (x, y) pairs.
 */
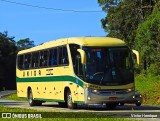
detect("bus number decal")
(34, 70), (36, 76)
(39, 70), (41, 76)
(23, 72), (25, 77)
(46, 69), (53, 75)
(27, 71), (29, 76)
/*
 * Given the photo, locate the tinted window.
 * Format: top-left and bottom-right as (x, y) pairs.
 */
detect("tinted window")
(63, 46), (69, 65)
(40, 50), (48, 67)
(58, 46), (69, 65)
(49, 48), (58, 66)
(18, 55), (24, 69)
(43, 50), (48, 66)
(69, 44), (82, 77)
(58, 47), (63, 65)
(24, 54), (31, 69)
(31, 52), (39, 68)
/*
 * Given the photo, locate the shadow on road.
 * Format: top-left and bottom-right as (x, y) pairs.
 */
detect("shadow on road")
(0, 101), (26, 106)
(42, 103), (160, 111)
(0, 99), (160, 111)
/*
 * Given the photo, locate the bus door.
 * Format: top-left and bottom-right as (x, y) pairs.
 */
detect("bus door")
(74, 54), (84, 101)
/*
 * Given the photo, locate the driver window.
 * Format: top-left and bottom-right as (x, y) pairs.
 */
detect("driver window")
(69, 44), (83, 78)
(75, 54), (83, 77)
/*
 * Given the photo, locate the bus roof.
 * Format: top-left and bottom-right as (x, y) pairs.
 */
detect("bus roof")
(18, 37), (126, 55)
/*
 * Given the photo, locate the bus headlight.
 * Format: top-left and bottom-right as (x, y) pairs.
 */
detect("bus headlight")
(127, 88), (134, 92)
(92, 89), (98, 93)
(88, 89), (100, 94)
(87, 96), (91, 100)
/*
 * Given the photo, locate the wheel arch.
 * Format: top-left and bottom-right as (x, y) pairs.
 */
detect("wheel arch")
(64, 86), (70, 102)
(27, 86), (31, 99)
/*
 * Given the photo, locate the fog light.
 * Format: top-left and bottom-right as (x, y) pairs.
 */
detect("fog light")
(139, 95), (142, 97)
(88, 97), (91, 100)
(93, 89), (98, 93)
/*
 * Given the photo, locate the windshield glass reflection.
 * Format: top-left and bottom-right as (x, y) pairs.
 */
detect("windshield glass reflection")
(83, 47), (134, 86)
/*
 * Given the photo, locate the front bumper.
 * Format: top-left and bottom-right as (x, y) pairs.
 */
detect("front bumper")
(84, 89), (135, 104)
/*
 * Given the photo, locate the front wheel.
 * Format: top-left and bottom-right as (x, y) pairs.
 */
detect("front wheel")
(66, 90), (77, 109)
(136, 102), (141, 106)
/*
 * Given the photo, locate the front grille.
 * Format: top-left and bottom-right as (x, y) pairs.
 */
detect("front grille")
(98, 89), (127, 94)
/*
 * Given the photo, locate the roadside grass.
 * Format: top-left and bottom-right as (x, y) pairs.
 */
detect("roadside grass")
(0, 118), (137, 121)
(135, 75), (160, 106)
(0, 105), (136, 121)
(4, 94), (27, 101)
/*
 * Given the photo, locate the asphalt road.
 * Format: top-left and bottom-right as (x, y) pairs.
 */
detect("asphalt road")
(0, 91), (160, 119)
(0, 90), (16, 98)
(0, 98), (160, 112)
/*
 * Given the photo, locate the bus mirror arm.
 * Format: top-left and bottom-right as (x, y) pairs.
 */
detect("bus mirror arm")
(132, 50), (140, 65)
(77, 49), (86, 64)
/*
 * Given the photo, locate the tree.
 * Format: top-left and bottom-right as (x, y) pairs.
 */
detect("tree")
(0, 31), (36, 90)
(0, 31), (17, 90)
(98, 0), (157, 48)
(0, 31), (17, 57)
(135, 2), (160, 74)
(17, 38), (35, 50)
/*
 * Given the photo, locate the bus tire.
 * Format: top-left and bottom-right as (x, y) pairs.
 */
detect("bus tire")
(136, 102), (141, 106)
(66, 90), (77, 109)
(36, 101), (42, 106)
(58, 102), (67, 108)
(28, 89), (37, 106)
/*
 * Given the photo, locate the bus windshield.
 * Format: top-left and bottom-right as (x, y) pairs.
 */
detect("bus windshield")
(83, 47), (134, 86)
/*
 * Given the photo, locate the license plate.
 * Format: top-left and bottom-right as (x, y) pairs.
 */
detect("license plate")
(109, 97), (118, 101)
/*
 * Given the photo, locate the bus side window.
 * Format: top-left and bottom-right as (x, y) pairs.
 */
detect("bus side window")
(18, 55), (24, 69)
(40, 50), (48, 67)
(69, 44), (82, 76)
(49, 48), (58, 66)
(43, 50), (48, 67)
(31, 52), (39, 68)
(62, 46), (69, 65)
(58, 46), (69, 66)
(40, 51), (44, 67)
(58, 47), (63, 65)
(24, 54), (31, 69)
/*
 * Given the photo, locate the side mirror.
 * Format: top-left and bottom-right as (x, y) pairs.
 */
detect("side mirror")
(77, 49), (86, 64)
(132, 50), (140, 65)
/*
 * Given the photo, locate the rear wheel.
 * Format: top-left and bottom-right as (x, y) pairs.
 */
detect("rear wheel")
(58, 102), (67, 108)
(120, 103), (124, 106)
(66, 90), (77, 109)
(28, 89), (42, 106)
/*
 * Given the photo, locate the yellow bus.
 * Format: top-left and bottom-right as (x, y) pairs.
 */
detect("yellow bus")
(16, 37), (139, 109)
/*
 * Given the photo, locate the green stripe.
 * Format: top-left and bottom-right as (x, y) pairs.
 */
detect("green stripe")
(74, 101), (85, 104)
(34, 98), (64, 102)
(16, 76), (84, 87)
(35, 98), (85, 104)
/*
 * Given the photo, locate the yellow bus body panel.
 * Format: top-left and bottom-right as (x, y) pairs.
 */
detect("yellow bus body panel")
(16, 37), (132, 103)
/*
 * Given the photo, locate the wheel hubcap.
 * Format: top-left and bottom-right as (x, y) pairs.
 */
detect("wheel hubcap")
(67, 93), (72, 107)
(29, 92), (32, 104)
